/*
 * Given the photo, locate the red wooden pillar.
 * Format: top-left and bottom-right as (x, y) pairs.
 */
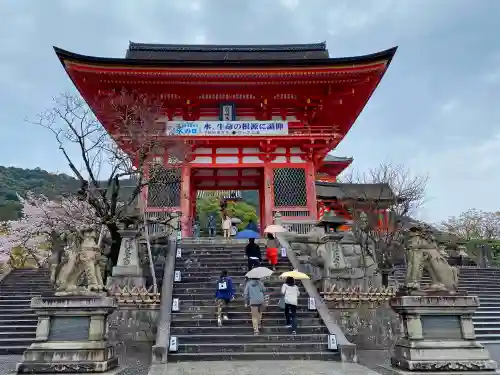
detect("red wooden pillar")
(262, 163), (274, 231)
(258, 183), (265, 234)
(180, 165), (192, 237)
(305, 161), (318, 220)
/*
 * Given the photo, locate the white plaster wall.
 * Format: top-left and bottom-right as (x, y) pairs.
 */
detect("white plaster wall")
(191, 156), (212, 164)
(195, 148), (212, 154)
(242, 156), (263, 163)
(216, 148), (239, 154)
(216, 156), (239, 163)
(271, 156), (287, 163)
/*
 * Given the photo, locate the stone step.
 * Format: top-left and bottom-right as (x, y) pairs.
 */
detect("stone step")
(0, 319), (37, 326)
(0, 312), (37, 319)
(0, 345), (32, 355)
(181, 261), (288, 268)
(0, 304), (37, 310)
(170, 325), (328, 335)
(174, 304), (311, 314)
(0, 332), (35, 340)
(474, 327), (500, 332)
(172, 310), (319, 321)
(473, 316), (500, 321)
(174, 281), (307, 290)
(168, 350), (339, 362)
(173, 341), (329, 354)
(173, 285), (296, 293)
(174, 333), (327, 344)
(177, 298), (311, 307)
(0, 325), (37, 333)
(0, 298), (33, 303)
(171, 317), (323, 327)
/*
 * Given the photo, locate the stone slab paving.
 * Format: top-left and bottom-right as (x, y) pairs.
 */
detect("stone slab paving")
(154, 361), (383, 375)
(0, 344), (498, 374)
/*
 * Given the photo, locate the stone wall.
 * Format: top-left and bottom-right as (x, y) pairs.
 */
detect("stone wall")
(327, 303), (400, 350)
(108, 306), (159, 343)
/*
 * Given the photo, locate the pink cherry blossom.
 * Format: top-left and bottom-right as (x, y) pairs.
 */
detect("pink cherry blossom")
(0, 192), (98, 260)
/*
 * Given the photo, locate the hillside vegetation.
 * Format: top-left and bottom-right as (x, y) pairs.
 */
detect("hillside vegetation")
(0, 166), (81, 220)
(0, 166), (260, 221)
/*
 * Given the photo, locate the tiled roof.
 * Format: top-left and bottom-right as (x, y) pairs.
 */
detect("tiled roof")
(315, 182), (396, 200)
(126, 42), (330, 60)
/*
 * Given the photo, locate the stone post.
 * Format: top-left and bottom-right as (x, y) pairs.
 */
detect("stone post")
(106, 229), (145, 289)
(16, 295), (118, 373)
(389, 293), (497, 373)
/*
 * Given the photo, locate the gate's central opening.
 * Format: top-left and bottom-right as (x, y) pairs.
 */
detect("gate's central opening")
(191, 167), (264, 236)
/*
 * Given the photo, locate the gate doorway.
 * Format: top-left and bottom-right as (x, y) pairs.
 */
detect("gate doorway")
(186, 167), (265, 236)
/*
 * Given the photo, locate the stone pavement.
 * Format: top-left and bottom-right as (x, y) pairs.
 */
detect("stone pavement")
(0, 344), (498, 374)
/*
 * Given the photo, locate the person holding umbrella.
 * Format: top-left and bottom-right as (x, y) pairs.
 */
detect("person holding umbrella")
(265, 233), (279, 271)
(245, 238), (262, 271)
(244, 266), (272, 335)
(281, 276), (300, 335)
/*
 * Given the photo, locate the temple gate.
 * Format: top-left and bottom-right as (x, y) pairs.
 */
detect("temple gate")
(54, 42), (397, 236)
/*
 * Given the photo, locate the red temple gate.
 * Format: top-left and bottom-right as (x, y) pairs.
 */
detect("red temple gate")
(54, 42), (397, 236)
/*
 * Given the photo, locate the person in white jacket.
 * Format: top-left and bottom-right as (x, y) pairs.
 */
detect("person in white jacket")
(281, 276), (300, 334)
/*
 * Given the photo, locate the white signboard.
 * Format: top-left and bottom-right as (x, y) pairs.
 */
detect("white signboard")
(169, 336), (178, 352)
(174, 270), (181, 282)
(166, 121), (289, 136)
(172, 298), (180, 312)
(328, 334), (338, 350)
(281, 247), (287, 257)
(176, 248), (182, 258)
(308, 297), (316, 310)
(220, 104), (234, 121)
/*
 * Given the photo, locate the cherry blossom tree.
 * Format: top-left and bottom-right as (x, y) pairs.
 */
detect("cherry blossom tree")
(0, 192), (98, 266)
(439, 209), (500, 241)
(30, 91), (186, 276)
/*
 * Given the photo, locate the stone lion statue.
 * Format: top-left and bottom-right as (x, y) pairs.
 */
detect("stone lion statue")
(405, 225), (459, 293)
(55, 228), (105, 295)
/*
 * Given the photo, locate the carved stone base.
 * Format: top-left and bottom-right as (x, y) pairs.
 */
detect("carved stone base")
(16, 295), (118, 373)
(390, 294), (497, 373)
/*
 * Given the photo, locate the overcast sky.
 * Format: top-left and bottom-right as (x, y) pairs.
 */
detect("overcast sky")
(0, 0), (499, 223)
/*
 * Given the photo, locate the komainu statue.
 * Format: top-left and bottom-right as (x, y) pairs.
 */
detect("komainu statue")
(55, 228), (106, 295)
(405, 225), (459, 293)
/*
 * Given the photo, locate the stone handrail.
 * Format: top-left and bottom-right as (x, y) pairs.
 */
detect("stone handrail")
(151, 237), (176, 365)
(277, 233), (357, 363)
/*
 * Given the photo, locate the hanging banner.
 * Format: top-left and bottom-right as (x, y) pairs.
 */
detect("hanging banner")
(166, 121), (289, 136)
(220, 103), (235, 121)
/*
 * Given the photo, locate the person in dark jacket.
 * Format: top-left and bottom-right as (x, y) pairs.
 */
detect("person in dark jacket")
(245, 238), (262, 271)
(215, 270), (234, 326)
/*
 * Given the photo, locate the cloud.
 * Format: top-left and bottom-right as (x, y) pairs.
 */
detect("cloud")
(279, 0), (300, 11)
(0, 0), (499, 224)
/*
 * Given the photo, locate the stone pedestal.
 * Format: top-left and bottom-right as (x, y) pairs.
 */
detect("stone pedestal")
(107, 229), (145, 289)
(16, 295), (118, 373)
(389, 293), (497, 374)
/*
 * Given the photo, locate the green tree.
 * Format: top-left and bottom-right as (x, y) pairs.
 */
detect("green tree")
(196, 196), (259, 233)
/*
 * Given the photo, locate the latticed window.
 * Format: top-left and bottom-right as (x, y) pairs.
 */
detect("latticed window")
(273, 168), (307, 207)
(147, 165), (181, 207)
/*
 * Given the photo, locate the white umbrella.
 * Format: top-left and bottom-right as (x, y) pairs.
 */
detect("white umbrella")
(245, 267), (273, 279)
(231, 217), (242, 224)
(264, 224), (288, 233)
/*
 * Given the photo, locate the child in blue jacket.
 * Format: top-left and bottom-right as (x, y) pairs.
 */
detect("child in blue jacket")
(215, 270), (234, 326)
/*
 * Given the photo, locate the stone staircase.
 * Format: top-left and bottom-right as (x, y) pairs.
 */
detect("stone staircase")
(168, 240), (339, 361)
(393, 267), (500, 344)
(0, 268), (54, 354)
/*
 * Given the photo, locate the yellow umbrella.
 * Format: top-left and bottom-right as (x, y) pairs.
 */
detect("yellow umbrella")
(280, 269), (310, 280)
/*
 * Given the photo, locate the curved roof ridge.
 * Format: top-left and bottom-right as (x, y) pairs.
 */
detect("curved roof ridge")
(128, 41), (327, 53)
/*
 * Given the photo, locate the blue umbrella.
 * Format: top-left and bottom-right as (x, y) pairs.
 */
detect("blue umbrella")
(235, 229), (261, 239)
